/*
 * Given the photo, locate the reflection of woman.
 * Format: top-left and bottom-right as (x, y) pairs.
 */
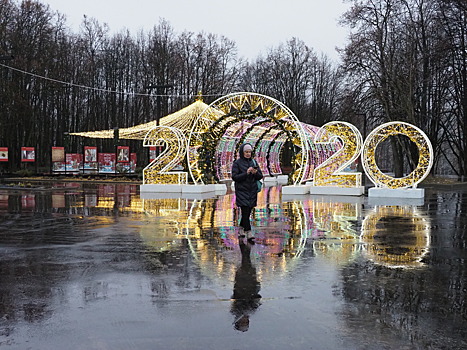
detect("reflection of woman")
(231, 143), (263, 242)
(231, 239), (261, 332)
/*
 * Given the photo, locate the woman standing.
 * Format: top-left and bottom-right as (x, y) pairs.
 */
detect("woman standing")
(231, 143), (263, 242)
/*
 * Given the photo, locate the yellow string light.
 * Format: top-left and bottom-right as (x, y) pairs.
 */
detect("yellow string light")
(362, 122), (433, 189)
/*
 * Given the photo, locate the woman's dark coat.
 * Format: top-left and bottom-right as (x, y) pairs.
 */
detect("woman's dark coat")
(231, 143), (263, 207)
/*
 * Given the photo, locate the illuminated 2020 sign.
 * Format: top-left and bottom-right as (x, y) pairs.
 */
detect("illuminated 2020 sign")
(313, 121), (433, 189)
(142, 93), (433, 191)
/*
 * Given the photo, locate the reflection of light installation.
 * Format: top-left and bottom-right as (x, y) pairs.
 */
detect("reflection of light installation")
(284, 196), (362, 265)
(313, 121), (363, 188)
(360, 206), (430, 268)
(362, 122), (433, 189)
(183, 193), (315, 285)
(142, 126), (188, 185)
(311, 199), (361, 240)
(140, 197), (194, 252)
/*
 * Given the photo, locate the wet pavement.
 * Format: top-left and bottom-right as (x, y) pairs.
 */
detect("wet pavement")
(0, 181), (466, 349)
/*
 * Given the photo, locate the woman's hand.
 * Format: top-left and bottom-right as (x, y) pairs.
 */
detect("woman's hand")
(247, 167), (257, 174)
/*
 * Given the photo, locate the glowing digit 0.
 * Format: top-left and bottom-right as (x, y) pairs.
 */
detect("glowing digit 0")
(361, 122), (433, 189)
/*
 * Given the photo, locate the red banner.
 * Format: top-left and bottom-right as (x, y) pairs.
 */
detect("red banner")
(98, 153), (116, 173)
(0, 147), (8, 162)
(66, 153), (82, 172)
(149, 146), (157, 162)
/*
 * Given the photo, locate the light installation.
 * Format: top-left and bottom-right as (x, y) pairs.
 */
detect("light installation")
(362, 121), (433, 189)
(70, 98), (216, 140)
(142, 126), (188, 185)
(187, 92), (312, 185)
(313, 121), (363, 188)
(70, 92), (341, 186)
(70, 92), (433, 191)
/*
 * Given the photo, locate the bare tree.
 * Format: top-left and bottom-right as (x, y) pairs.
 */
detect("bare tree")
(339, 0), (459, 176)
(436, 0), (467, 176)
(239, 38), (341, 125)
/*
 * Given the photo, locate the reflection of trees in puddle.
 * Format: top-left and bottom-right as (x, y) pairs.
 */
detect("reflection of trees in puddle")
(339, 249), (466, 349)
(360, 206), (430, 268)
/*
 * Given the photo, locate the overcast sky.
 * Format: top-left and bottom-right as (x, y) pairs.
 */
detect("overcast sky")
(42, 0), (351, 62)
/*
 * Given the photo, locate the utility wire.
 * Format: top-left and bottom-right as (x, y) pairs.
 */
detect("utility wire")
(0, 62), (225, 98)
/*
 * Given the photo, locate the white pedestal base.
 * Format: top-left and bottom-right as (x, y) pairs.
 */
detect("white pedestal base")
(140, 191), (183, 199)
(282, 185), (311, 195)
(182, 184), (216, 193)
(368, 197), (425, 206)
(140, 184), (182, 193)
(309, 185), (365, 196)
(368, 187), (424, 199)
(367, 187), (425, 206)
(140, 184), (226, 200)
(264, 177), (278, 186)
(214, 184), (227, 194)
(276, 175), (289, 185)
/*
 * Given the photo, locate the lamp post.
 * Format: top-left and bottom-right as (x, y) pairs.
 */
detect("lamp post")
(143, 84), (173, 159)
(143, 84), (173, 126)
(0, 55), (14, 173)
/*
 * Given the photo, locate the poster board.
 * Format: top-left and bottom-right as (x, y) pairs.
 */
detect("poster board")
(0, 147), (8, 162)
(98, 153), (116, 173)
(83, 146), (98, 173)
(52, 147), (66, 172)
(21, 147), (35, 162)
(117, 146), (130, 162)
(65, 153), (82, 172)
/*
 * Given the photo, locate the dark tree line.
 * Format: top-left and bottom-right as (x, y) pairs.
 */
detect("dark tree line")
(0, 0), (466, 177)
(339, 0), (467, 177)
